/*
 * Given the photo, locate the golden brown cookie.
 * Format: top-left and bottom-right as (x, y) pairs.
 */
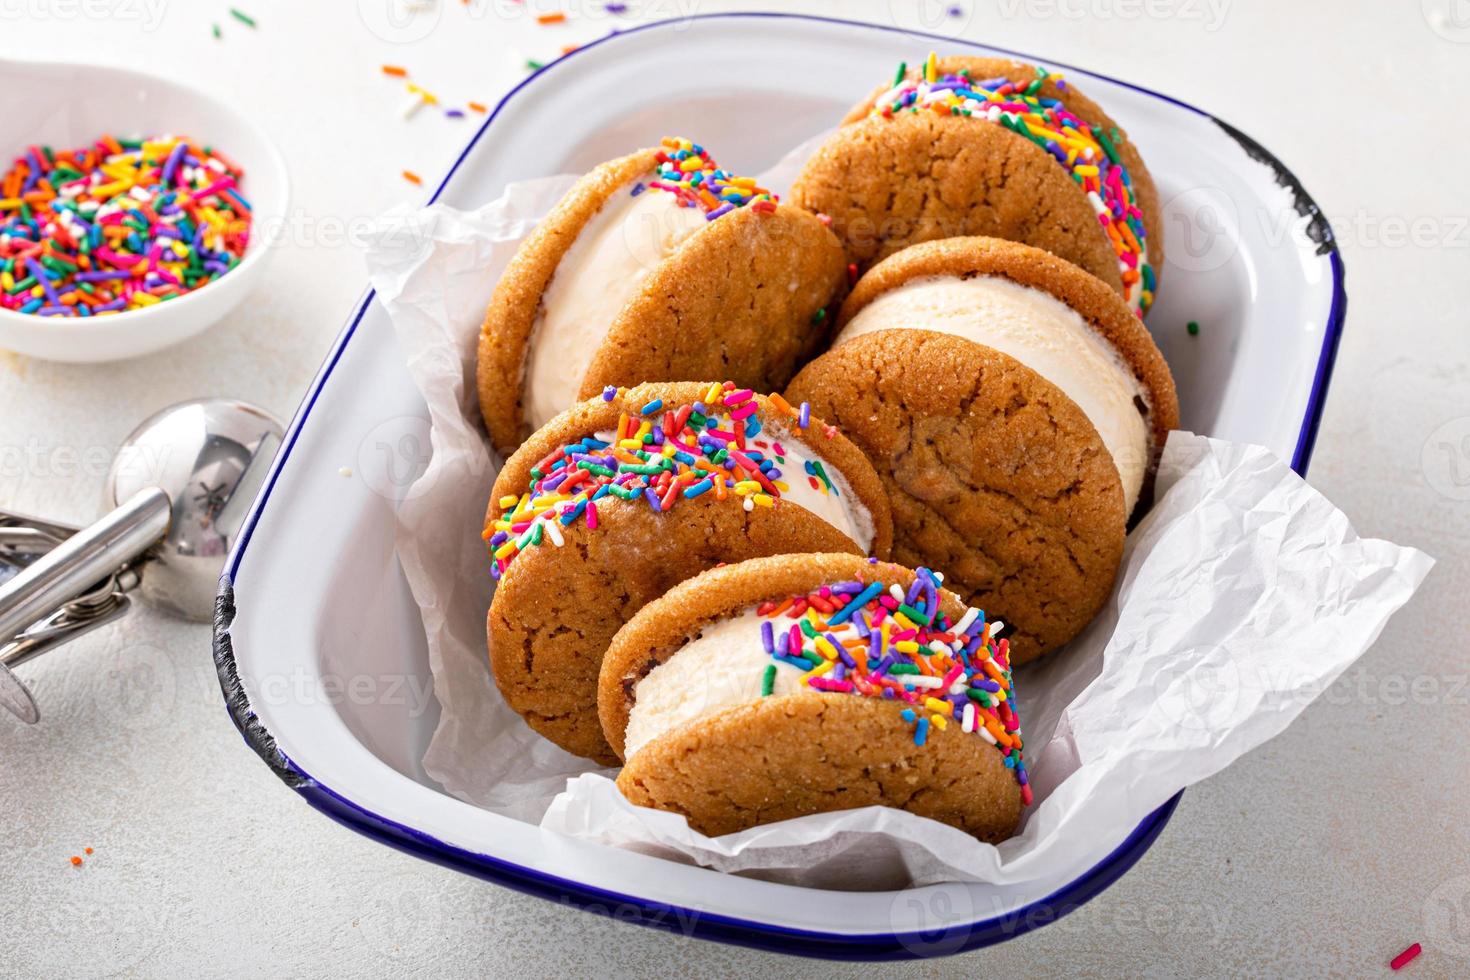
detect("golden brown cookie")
(485, 382), (894, 764)
(600, 553), (1029, 841)
(785, 332), (1126, 664)
(834, 235), (1179, 515)
(791, 54), (1161, 314)
(477, 137), (847, 459)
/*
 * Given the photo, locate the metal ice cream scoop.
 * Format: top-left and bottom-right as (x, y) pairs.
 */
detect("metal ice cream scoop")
(0, 398), (282, 723)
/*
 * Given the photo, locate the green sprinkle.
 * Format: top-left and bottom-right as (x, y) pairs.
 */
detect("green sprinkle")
(898, 603), (932, 626)
(228, 7), (255, 27)
(892, 60), (907, 87)
(212, 22), (221, 39)
(811, 307), (827, 325)
(888, 664), (920, 676)
(799, 619), (820, 639)
(761, 665), (776, 697)
(1187, 320), (1200, 337)
(526, 59), (545, 71)
(577, 461), (615, 478)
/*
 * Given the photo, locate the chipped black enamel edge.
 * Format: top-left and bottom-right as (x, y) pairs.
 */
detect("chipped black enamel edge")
(1212, 116), (1336, 256)
(213, 578), (307, 789)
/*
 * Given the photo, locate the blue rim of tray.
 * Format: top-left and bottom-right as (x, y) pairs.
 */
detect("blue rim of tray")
(210, 11), (1346, 961)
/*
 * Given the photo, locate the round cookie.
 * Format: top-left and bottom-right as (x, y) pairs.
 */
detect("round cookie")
(599, 553), (1028, 841)
(834, 236), (1179, 516)
(486, 381), (894, 764)
(791, 54), (1162, 314)
(478, 137), (848, 459)
(785, 332), (1125, 664)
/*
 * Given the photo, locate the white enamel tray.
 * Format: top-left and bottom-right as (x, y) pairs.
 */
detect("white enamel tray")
(213, 13), (1345, 959)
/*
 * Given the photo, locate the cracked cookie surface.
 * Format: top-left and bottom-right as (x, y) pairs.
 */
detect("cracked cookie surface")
(785, 332), (1125, 663)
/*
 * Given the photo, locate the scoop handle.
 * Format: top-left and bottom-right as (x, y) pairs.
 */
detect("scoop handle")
(0, 488), (170, 657)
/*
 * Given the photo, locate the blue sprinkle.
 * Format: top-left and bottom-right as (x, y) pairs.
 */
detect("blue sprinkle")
(900, 708), (916, 723)
(914, 718), (930, 746)
(601, 385), (617, 401)
(640, 398), (663, 415)
(629, 182), (645, 196)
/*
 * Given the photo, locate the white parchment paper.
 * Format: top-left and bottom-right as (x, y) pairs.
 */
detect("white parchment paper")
(363, 173), (1431, 888)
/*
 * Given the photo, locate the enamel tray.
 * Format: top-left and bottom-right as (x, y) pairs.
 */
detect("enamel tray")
(213, 13), (1344, 960)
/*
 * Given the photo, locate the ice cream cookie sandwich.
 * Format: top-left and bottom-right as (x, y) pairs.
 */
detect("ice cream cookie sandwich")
(478, 138), (848, 457)
(791, 54), (1162, 314)
(599, 553), (1029, 841)
(485, 382), (893, 763)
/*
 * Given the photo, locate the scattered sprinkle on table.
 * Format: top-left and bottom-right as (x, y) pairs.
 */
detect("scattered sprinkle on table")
(947, 4), (964, 16)
(1390, 943), (1422, 971)
(1187, 319), (1200, 336)
(605, 1), (627, 11)
(1, 135), (252, 318)
(525, 59), (545, 71)
(69, 855), (82, 867)
(536, 11), (566, 24)
(467, 101), (488, 114)
(211, 22), (222, 39)
(382, 65), (408, 77)
(84, 846), (93, 854)
(228, 7), (256, 28)
(402, 170), (423, 186)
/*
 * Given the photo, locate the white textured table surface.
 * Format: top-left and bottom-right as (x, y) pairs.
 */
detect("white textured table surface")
(2, 2), (1466, 976)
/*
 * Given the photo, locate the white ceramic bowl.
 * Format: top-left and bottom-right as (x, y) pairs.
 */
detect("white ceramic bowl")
(215, 13), (1345, 959)
(0, 59), (288, 363)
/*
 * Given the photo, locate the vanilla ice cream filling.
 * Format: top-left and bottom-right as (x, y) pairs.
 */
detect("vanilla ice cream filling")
(624, 608), (803, 760)
(837, 275), (1150, 512)
(764, 425), (875, 553)
(591, 424), (876, 554)
(524, 178), (708, 429)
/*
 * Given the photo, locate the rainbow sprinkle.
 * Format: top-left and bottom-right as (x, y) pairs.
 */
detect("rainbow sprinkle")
(0, 135), (250, 318)
(644, 137), (777, 218)
(753, 569), (1030, 802)
(871, 55), (1154, 314)
(484, 383), (819, 579)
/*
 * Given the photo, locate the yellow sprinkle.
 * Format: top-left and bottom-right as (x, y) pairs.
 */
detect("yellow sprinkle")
(815, 638), (841, 661)
(924, 697), (953, 717)
(704, 383), (723, 404)
(494, 540), (518, 560)
(732, 480), (761, 494)
(132, 292), (160, 307)
(894, 641), (920, 655)
(931, 714), (948, 731)
(498, 495), (519, 508)
(1074, 165), (1100, 177)
(679, 157), (702, 173)
(924, 51), (938, 83)
(752, 493), (774, 508)
(803, 659), (835, 682)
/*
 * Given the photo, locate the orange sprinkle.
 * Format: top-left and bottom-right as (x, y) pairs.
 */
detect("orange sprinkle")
(402, 170), (423, 186)
(468, 101), (488, 113)
(537, 11), (566, 24)
(381, 65), (408, 77)
(561, 44), (579, 55)
(84, 847), (93, 855)
(69, 856), (82, 867)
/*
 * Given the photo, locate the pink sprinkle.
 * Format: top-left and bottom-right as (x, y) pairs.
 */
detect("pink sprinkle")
(1390, 944), (1422, 971)
(586, 501), (598, 530)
